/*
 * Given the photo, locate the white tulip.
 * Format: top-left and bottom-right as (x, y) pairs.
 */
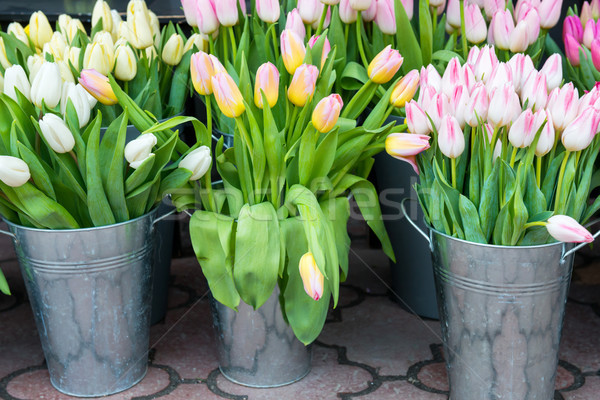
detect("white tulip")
(30, 62), (62, 108)
(92, 0), (113, 32)
(39, 113), (76, 153)
(57, 14), (72, 34)
(114, 44), (137, 81)
(4, 65), (31, 102)
(179, 146), (212, 180)
(61, 82), (92, 128)
(7, 22), (29, 45)
(0, 156), (30, 187)
(125, 133), (158, 169)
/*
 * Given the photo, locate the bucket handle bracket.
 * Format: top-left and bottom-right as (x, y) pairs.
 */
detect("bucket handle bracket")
(152, 208), (178, 228)
(400, 198), (433, 251)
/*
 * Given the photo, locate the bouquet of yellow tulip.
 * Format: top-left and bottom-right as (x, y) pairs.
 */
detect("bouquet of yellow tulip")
(0, 0), (196, 125)
(179, 37), (418, 343)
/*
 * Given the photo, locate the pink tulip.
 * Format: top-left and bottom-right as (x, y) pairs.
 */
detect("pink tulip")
(211, 72), (246, 118)
(287, 64), (320, 107)
(441, 58), (462, 99)
(509, 21), (530, 52)
(281, 29), (306, 74)
(465, 4), (487, 44)
(592, 39), (600, 72)
(426, 93), (451, 131)
(535, 110), (555, 156)
(521, 71), (548, 110)
(299, 253), (325, 301)
(286, 9), (306, 40)
(298, 0), (321, 24)
(491, 10), (514, 50)
(308, 35), (331, 70)
(406, 100), (431, 135)
(592, 0), (600, 19)
(486, 62), (513, 92)
(546, 215), (594, 243)
(350, 0), (373, 11)
(420, 65), (442, 92)
(399, 0), (414, 20)
(385, 133), (431, 159)
(484, 0), (507, 20)
(449, 85), (470, 128)
(367, 45), (404, 84)
(465, 82), (489, 127)
(238, 0), (247, 14)
(311, 5), (331, 29)
(257, 0), (281, 23)
(78, 68), (117, 105)
(215, 0), (238, 26)
(563, 15), (583, 44)
(196, 0), (219, 34)
(417, 85), (437, 110)
(438, 114), (465, 158)
(561, 107), (600, 151)
(312, 94), (343, 133)
(254, 62), (280, 109)
(489, 84), (521, 127)
(376, 0), (396, 35)
(339, 0), (358, 23)
(578, 88), (600, 113)
(538, 0), (563, 29)
(507, 53), (535, 94)
(181, 0), (197, 27)
(564, 34), (581, 66)
(540, 53), (562, 91)
(446, 0), (461, 28)
(508, 108), (542, 148)
(474, 45), (499, 83)
(362, 0), (377, 21)
(581, 1), (593, 25)
(546, 83), (580, 131)
(517, 6), (541, 46)
(466, 46), (480, 66)
(482, 122), (494, 143)
(583, 19), (596, 49)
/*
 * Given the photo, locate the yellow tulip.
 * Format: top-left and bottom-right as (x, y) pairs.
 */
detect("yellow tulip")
(29, 11), (53, 49)
(390, 69), (420, 108)
(190, 51), (216, 95)
(126, 0), (154, 49)
(367, 45), (404, 84)
(0, 38), (12, 70)
(66, 19), (86, 44)
(162, 33), (184, 66)
(92, 0), (113, 32)
(287, 64), (319, 107)
(83, 42), (112, 76)
(254, 62), (280, 109)
(298, 252), (324, 301)
(211, 72), (246, 118)
(312, 94), (343, 133)
(57, 14), (72, 35)
(280, 29), (306, 75)
(78, 69), (118, 105)
(183, 33), (208, 53)
(64, 46), (81, 70)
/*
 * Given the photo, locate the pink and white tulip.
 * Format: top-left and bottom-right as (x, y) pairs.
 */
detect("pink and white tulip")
(561, 107), (600, 151)
(298, 0), (322, 24)
(508, 108), (542, 148)
(286, 9), (306, 40)
(465, 83), (489, 127)
(546, 83), (580, 131)
(420, 65), (442, 92)
(349, 0), (373, 11)
(425, 93), (451, 131)
(257, 0), (281, 23)
(546, 215), (594, 243)
(449, 85), (470, 129)
(215, 0), (239, 26)
(540, 53), (563, 91)
(488, 84), (521, 127)
(490, 9), (514, 50)
(339, 0), (358, 23)
(538, 0), (563, 29)
(486, 62), (513, 92)
(376, 0), (396, 35)
(535, 110), (555, 156)
(465, 4), (487, 44)
(583, 19), (597, 49)
(474, 45), (499, 83)
(362, 0), (377, 21)
(521, 71), (548, 111)
(441, 57), (462, 99)
(385, 133), (431, 158)
(312, 94), (343, 133)
(406, 100), (431, 136)
(508, 53), (535, 94)
(438, 115), (465, 158)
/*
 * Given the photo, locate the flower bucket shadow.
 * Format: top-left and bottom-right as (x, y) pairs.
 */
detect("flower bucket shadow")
(400, 198), (598, 400)
(0, 209), (172, 397)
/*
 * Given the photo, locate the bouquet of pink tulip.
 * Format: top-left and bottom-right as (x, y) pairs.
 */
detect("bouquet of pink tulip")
(181, 40), (419, 344)
(386, 47), (599, 246)
(561, 1), (600, 92)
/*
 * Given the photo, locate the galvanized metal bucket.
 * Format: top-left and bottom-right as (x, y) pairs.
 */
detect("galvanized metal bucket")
(210, 289), (312, 388)
(401, 199), (597, 400)
(0, 209), (167, 397)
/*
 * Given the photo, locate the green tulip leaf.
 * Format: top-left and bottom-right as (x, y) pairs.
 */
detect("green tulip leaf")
(105, 111), (129, 222)
(17, 142), (55, 200)
(479, 160), (500, 241)
(125, 154), (156, 194)
(419, 0), (433, 66)
(394, 0), (423, 73)
(320, 197), (351, 281)
(458, 194), (486, 244)
(0, 268), (10, 295)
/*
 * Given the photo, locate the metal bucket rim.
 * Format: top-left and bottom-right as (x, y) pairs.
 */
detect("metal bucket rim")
(3, 207), (159, 234)
(428, 224), (567, 251)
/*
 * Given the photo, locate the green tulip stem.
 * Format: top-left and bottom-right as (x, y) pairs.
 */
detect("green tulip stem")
(209, 35), (215, 55)
(459, 0), (468, 60)
(509, 147), (518, 169)
(203, 169), (216, 212)
(270, 24), (280, 61)
(356, 13), (369, 70)
(536, 156), (542, 188)
(69, 151), (78, 166)
(523, 221), (547, 230)
(431, 6), (437, 34)
(554, 150), (571, 211)
(316, 5), (329, 36)
(344, 24), (349, 44)
(223, 27), (230, 65)
(451, 157), (457, 189)
(235, 117), (254, 155)
(205, 95), (212, 139)
(287, 106), (299, 144)
(229, 26), (238, 60)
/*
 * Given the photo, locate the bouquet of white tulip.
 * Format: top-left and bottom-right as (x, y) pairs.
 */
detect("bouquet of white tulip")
(386, 48), (599, 246)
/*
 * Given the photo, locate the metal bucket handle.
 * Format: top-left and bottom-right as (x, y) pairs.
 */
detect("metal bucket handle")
(400, 198), (600, 263)
(0, 228), (17, 243)
(152, 208), (177, 228)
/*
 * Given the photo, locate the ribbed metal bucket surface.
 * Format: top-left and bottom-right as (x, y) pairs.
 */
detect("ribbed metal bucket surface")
(430, 229), (574, 400)
(210, 289), (312, 388)
(6, 210), (156, 397)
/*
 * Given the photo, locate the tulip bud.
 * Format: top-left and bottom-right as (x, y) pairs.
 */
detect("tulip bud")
(581, 1), (593, 25)
(281, 30), (307, 75)
(446, 0), (461, 28)
(190, 51), (218, 95)
(29, 11), (53, 49)
(465, 4), (487, 44)
(491, 9), (514, 50)
(61, 83), (92, 128)
(256, 0), (281, 23)
(386, 133), (431, 159)
(592, 0), (600, 19)
(465, 82), (489, 127)
(0, 38), (12, 70)
(7, 22), (29, 45)
(215, 0), (239, 26)
(44, 32), (68, 61)
(184, 33), (209, 53)
(161, 33), (184, 66)
(420, 65), (442, 92)
(339, 0), (358, 23)
(181, 0), (198, 27)
(254, 62), (280, 109)
(488, 84), (521, 127)
(546, 215), (594, 243)
(390, 70), (420, 108)
(211, 72), (246, 118)
(3, 65), (31, 103)
(83, 41), (112, 76)
(39, 113), (76, 153)
(286, 9), (306, 40)
(312, 94), (343, 133)
(509, 20), (530, 53)
(562, 107), (600, 151)
(563, 15), (583, 44)
(466, 46), (481, 66)
(474, 45), (499, 83)
(179, 146), (212, 180)
(125, 133), (157, 169)
(400, 0), (414, 19)
(66, 19), (86, 44)
(583, 20), (596, 49)
(425, 93), (451, 131)
(592, 39), (600, 72)
(449, 85), (470, 129)
(485, 62), (513, 93)
(507, 53), (535, 94)
(78, 69), (118, 106)
(297, 0), (321, 24)
(438, 115), (465, 158)
(535, 110), (555, 156)
(30, 62), (62, 109)
(362, 0), (377, 21)
(538, 0), (562, 29)
(349, 0), (373, 11)
(92, 0), (113, 32)
(405, 100), (431, 135)
(376, 0), (396, 35)
(441, 57), (463, 99)
(547, 84), (580, 132)
(508, 108), (541, 148)
(417, 85), (437, 110)
(288, 64), (319, 107)
(26, 54), (44, 82)
(57, 60), (75, 83)
(110, 10), (122, 41)
(308, 35), (331, 71)
(539, 53), (562, 92)
(64, 46), (81, 70)
(114, 45), (137, 81)
(0, 156), (30, 187)
(368, 45), (403, 84)
(148, 11), (161, 48)
(578, 88), (600, 113)
(299, 252), (324, 301)
(521, 71), (548, 111)
(484, 0), (507, 17)
(126, 0), (154, 48)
